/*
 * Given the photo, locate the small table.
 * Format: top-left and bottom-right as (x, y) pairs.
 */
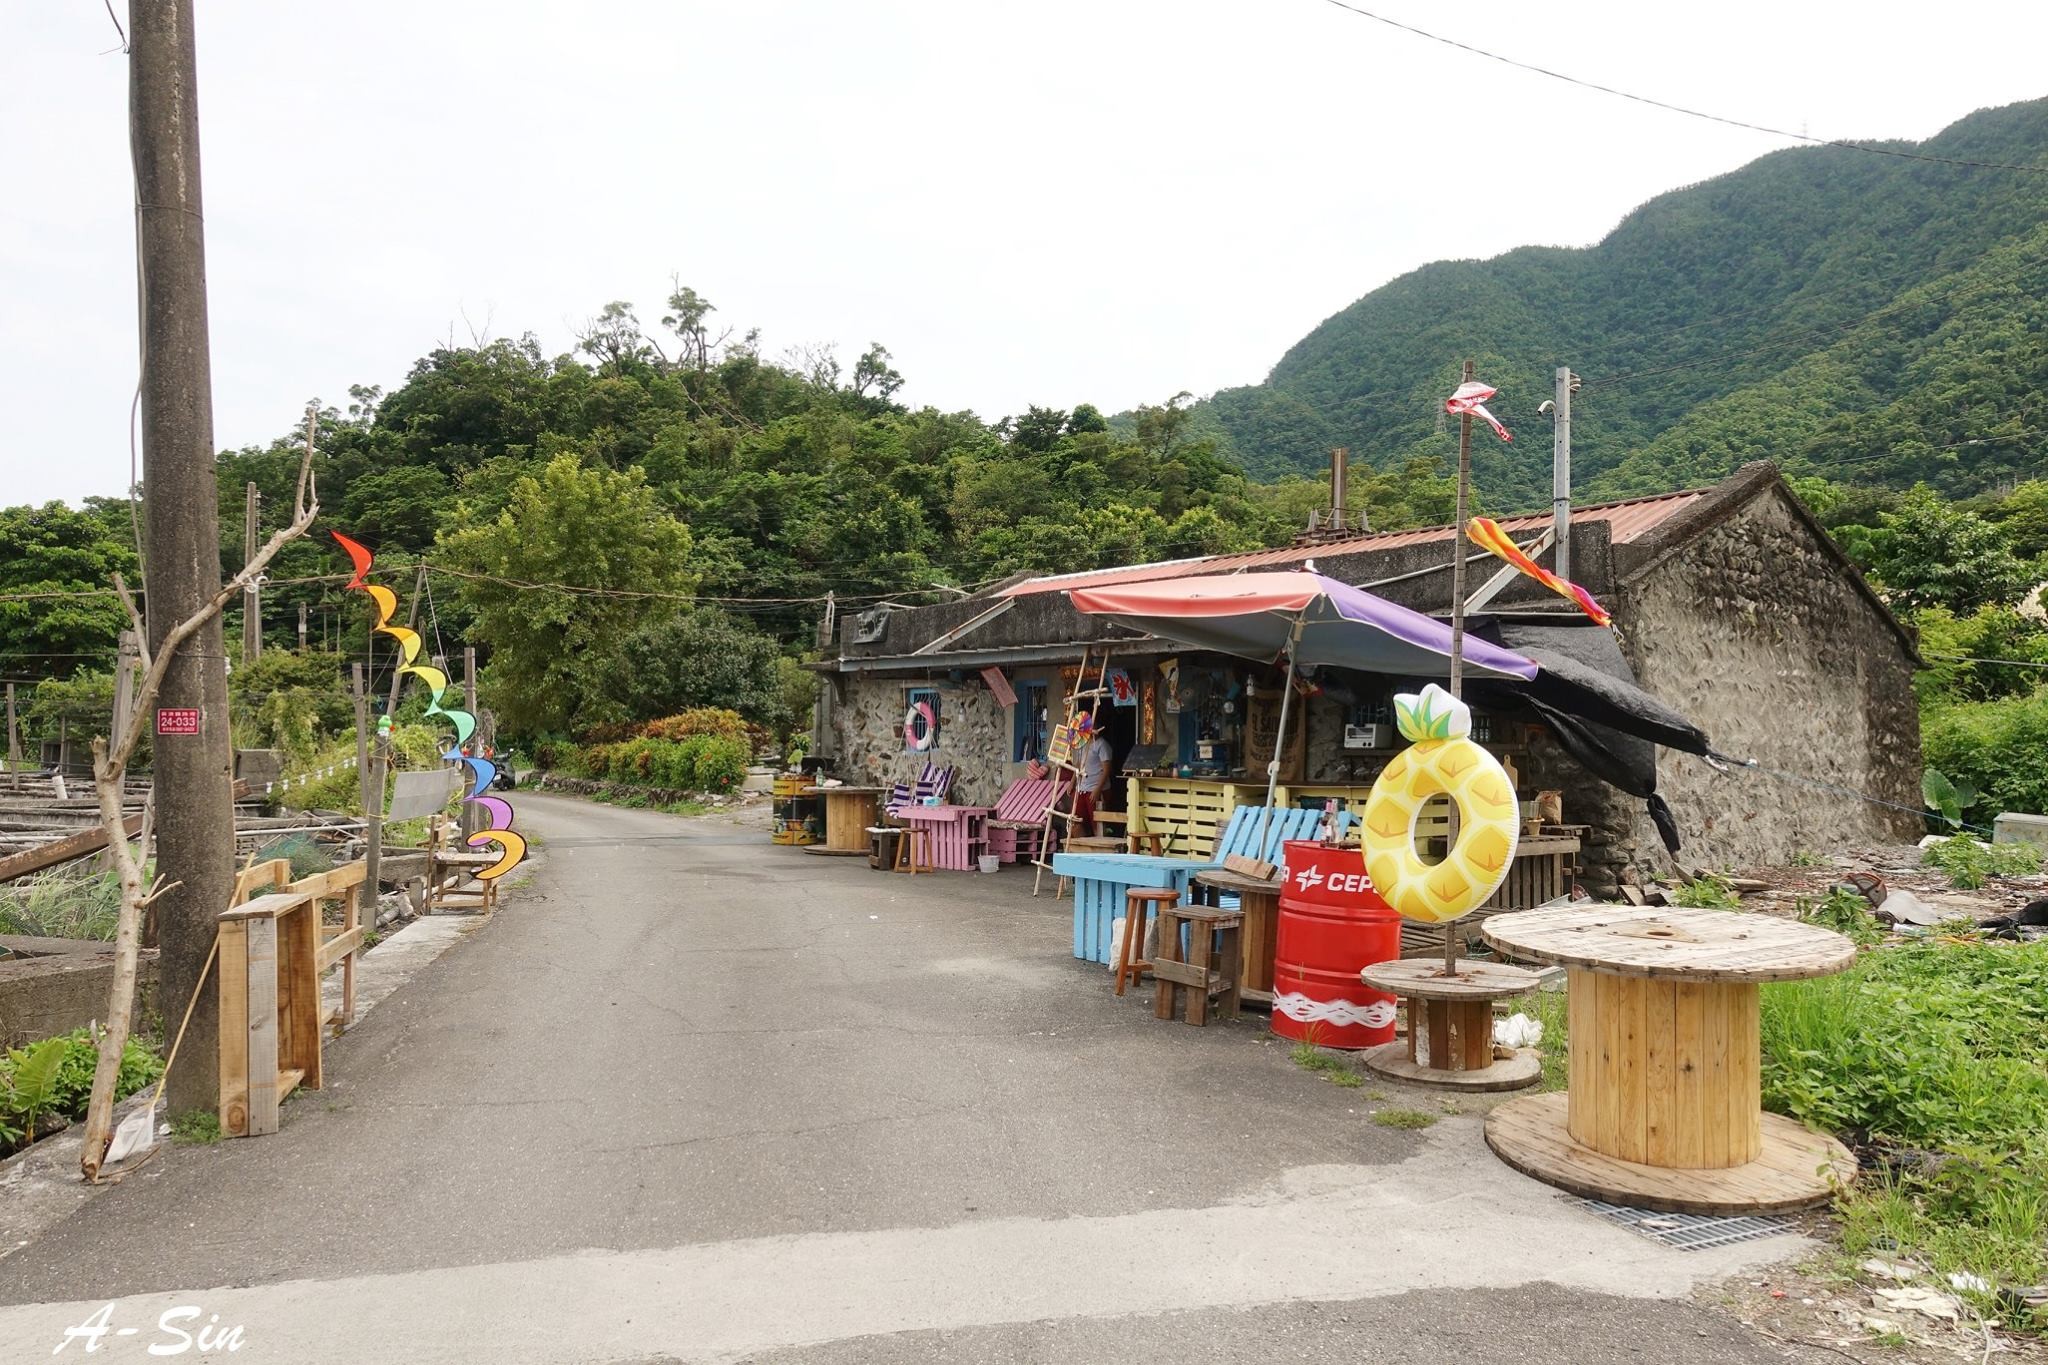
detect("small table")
(1357, 959), (1541, 1091)
(807, 786), (883, 856)
(1191, 868), (1283, 1006)
(1482, 904), (1857, 1214)
(895, 804), (993, 872)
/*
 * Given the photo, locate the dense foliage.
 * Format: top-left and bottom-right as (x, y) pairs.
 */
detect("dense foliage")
(1197, 98), (2048, 509)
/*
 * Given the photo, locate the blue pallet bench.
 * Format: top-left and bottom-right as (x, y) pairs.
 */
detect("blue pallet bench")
(1053, 805), (1351, 963)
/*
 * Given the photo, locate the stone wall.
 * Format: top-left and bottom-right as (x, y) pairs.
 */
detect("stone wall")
(830, 669), (1062, 808)
(1617, 486), (1921, 872)
(0, 939), (159, 1046)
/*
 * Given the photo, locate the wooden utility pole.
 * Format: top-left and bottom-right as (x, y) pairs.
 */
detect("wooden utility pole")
(353, 664), (379, 931)
(5, 682), (17, 792)
(242, 481), (261, 664)
(133, 0), (235, 1116)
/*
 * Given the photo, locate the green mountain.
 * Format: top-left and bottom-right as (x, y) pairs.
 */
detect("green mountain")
(1200, 97), (2048, 507)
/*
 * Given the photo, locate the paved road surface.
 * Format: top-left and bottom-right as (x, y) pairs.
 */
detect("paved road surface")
(0, 793), (1828, 1362)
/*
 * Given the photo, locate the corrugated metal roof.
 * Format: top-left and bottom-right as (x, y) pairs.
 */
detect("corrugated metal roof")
(1001, 488), (1707, 598)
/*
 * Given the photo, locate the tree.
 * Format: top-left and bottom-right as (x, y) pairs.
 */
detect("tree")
(576, 302), (653, 373)
(848, 343), (903, 401)
(660, 281), (725, 371)
(599, 608), (783, 723)
(1862, 486), (2033, 614)
(0, 503), (135, 675)
(437, 455), (695, 734)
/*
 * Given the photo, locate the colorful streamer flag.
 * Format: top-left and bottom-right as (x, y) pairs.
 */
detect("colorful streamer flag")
(1444, 381), (1512, 443)
(1466, 517), (1612, 627)
(330, 532), (526, 879)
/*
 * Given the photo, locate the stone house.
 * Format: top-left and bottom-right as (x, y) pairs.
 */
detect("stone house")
(816, 463), (1921, 890)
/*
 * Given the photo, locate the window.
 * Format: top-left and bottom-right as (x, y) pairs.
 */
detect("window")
(1013, 682), (1049, 761)
(905, 687), (941, 752)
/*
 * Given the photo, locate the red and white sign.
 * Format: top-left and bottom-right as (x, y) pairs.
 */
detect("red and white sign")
(155, 707), (201, 736)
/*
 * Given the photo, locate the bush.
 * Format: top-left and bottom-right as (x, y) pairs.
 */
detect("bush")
(0, 1027), (162, 1155)
(641, 708), (749, 746)
(1923, 692), (2048, 819)
(693, 736), (749, 794)
(1922, 834), (2043, 889)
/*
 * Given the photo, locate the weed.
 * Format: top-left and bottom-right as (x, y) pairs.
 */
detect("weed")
(1788, 849), (1828, 868)
(360, 930), (382, 951)
(170, 1111), (223, 1145)
(0, 1027), (162, 1157)
(1797, 887), (1886, 948)
(1438, 1098), (1463, 1115)
(1290, 1041), (1364, 1088)
(0, 865), (125, 941)
(1371, 1108), (1438, 1130)
(1670, 873), (1741, 909)
(1364, 1088), (1387, 1100)
(1921, 833), (2043, 889)
(1528, 988), (1570, 1092)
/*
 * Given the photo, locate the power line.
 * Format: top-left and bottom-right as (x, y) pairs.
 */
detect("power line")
(1312, 0), (2048, 175)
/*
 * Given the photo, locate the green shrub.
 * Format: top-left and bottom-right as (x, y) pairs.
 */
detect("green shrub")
(0, 1027), (162, 1154)
(693, 736), (749, 794)
(648, 739), (699, 789)
(1670, 873), (1740, 908)
(1923, 692), (2048, 820)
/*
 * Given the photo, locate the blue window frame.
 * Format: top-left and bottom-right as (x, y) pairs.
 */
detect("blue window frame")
(906, 686), (941, 752)
(1013, 682), (1049, 761)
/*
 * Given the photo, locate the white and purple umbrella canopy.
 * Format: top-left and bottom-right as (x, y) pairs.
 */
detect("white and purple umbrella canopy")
(1068, 570), (1538, 681)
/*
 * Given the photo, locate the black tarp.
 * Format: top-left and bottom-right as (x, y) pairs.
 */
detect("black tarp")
(1469, 621), (1711, 854)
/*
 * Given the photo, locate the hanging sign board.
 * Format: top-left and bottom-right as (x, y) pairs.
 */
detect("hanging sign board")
(1046, 722), (1079, 769)
(155, 707), (201, 736)
(980, 667), (1017, 708)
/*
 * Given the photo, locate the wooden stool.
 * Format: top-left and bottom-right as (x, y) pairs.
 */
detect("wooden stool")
(894, 826), (933, 874)
(1153, 905), (1243, 1025)
(1115, 888), (1177, 997)
(867, 826), (901, 870)
(1126, 831), (1166, 856)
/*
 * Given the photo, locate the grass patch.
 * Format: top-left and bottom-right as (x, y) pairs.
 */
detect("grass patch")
(1670, 873), (1741, 909)
(1290, 1041), (1364, 1088)
(1761, 940), (2048, 1308)
(0, 865), (126, 941)
(1921, 834), (2043, 890)
(1371, 1107), (1438, 1130)
(1795, 886), (1886, 948)
(1527, 987), (1570, 1093)
(169, 1111), (223, 1145)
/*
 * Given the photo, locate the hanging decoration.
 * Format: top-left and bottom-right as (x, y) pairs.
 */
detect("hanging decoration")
(1359, 685), (1518, 924)
(1106, 667), (1138, 707)
(332, 532), (525, 879)
(903, 698), (939, 751)
(1466, 517), (1612, 627)
(1443, 381), (1512, 443)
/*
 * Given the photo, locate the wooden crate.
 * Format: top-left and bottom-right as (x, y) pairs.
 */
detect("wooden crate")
(1125, 778), (1265, 860)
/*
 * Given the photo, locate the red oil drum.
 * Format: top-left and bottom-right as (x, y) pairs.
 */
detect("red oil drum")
(1270, 839), (1401, 1050)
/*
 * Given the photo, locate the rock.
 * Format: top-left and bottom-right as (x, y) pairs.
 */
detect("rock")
(1872, 1286), (1960, 1322)
(1876, 889), (1947, 927)
(1861, 1258), (1918, 1281)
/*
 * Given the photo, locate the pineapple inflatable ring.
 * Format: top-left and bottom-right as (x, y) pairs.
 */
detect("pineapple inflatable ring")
(1361, 685), (1520, 924)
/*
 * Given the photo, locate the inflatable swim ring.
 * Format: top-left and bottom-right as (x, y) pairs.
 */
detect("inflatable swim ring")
(1361, 684), (1519, 924)
(903, 700), (938, 752)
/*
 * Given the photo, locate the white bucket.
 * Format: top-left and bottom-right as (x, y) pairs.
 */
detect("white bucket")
(979, 854), (1000, 874)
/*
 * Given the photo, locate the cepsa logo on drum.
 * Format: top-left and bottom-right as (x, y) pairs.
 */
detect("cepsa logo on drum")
(1292, 858), (1377, 898)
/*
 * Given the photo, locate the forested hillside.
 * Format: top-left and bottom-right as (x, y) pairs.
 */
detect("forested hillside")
(1201, 97), (2048, 506)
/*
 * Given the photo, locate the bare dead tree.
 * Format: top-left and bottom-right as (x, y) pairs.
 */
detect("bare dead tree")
(79, 408), (322, 1182)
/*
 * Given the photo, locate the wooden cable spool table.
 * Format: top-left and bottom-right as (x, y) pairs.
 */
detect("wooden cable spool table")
(805, 786), (884, 856)
(1481, 904), (1857, 1214)
(1357, 958), (1542, 1091)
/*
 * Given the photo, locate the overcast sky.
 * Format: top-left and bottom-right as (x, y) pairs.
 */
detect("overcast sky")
(3, 1), (2044, 507)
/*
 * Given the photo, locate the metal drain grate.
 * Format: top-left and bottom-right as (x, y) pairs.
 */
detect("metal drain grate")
(1575, 1199), (1793, 1251)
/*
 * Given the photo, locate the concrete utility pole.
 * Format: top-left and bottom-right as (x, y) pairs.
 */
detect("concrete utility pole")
(298, 601), (308, 653)
(132, 0), (234, 1115)
(1447, 359), (1475, 700)
(5, 682), (18, 792)
(242, 481), (261, 663)
(1552, 366), (1578, 582)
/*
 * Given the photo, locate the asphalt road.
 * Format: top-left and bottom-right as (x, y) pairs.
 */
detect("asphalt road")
(0, 793), (1832, 1363)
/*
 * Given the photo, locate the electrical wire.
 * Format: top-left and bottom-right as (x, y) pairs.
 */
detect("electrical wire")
(1312, 0), (2048, 175)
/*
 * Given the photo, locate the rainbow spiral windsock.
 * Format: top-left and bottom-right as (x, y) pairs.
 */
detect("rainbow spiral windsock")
(332, 532), (526, 879)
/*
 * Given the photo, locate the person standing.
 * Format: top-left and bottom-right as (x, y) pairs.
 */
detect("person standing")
(1074, 712), (1114, 836)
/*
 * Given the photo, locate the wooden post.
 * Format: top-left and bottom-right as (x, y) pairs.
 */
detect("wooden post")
(460, 646), (479, 841)
(242, 481), (261, 664)
(352, 664), (378, 932)
(1444, 358), (1476, 978)
(5, 681), (17, 792)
